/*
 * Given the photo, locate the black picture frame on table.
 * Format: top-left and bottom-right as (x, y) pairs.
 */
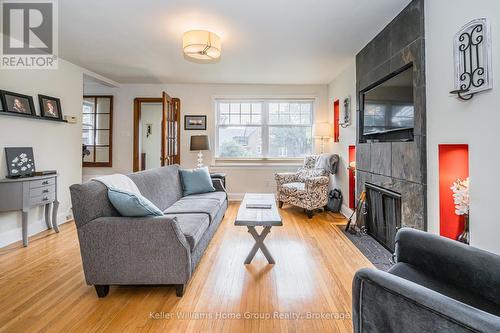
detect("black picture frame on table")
(0, 90), (36, 117)
(184, 115), (207, 130)
(5, 147), (36, 178)
(38, 94), (63, 121)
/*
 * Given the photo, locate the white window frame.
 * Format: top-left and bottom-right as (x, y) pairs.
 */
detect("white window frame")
(213, 97), (316, 163)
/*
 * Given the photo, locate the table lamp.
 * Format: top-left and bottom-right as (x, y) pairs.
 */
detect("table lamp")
(190, 135), (210, 168)
(313, 122), (332, 153)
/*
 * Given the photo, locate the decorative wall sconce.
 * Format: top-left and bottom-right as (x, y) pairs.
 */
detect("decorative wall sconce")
(146, 124), (152, 138)
(450, 18), (492, 101)
(340, 96), (351, 128)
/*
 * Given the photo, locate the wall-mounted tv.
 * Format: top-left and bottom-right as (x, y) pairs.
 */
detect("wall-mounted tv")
(361, 66), (414, 136)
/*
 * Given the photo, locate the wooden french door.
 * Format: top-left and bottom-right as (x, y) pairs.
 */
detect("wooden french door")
(161, 92), (181, 165)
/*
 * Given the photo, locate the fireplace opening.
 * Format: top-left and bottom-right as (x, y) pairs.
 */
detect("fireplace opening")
(365, 183), (402, 252)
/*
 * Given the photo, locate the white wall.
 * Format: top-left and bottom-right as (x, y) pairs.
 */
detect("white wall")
(426, 0), (500, 254)
(0, 60), (85, 247)
(328, 60), (357, 216)
(140, 103), (162, 170)
(82, 83), (329, 198)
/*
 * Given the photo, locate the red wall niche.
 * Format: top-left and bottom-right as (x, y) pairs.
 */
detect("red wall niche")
(348, 145), (356, 209)
(333, 100), (340, 142)
(438, 144), (469, 240)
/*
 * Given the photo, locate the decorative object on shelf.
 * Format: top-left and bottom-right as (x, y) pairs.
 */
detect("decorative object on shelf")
(450, 18), (492, 101)
(190, 134), (210, 168)
(38, 95), (63, 120)
(183, 30), (221, 62)
(340, 96), (351, 128)
(5, 147), (36, 178)
(451, 177), (470, 244)
(313, 122), (331, 153)
(185, 115), (207, 130)
(0, 90), (36, 116)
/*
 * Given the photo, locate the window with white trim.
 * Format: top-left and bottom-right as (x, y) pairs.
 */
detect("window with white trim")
(215, 99), (314, 159)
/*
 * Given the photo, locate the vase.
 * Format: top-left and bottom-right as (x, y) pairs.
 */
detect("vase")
(457, 214), (470, 244)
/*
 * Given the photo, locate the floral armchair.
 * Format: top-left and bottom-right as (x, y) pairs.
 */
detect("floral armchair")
(275, 154), (339, 218)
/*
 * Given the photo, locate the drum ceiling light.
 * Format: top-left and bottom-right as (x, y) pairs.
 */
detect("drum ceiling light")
(183, 30), (221, 61)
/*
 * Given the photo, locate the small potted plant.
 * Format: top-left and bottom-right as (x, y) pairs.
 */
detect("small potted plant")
(450, 177), (470, 244)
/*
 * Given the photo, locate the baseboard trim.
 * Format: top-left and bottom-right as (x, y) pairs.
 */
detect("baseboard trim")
(0, 213), (72, 248)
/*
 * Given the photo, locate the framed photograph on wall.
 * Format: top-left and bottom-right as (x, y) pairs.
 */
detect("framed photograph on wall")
(184, 115), (207, 130)
(0, 90), (36, 117)
(38, 95), (63, 120)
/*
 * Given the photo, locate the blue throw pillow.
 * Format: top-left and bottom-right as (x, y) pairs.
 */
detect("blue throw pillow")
(180, 167), (216, 196)
(107, 188), (163, 217)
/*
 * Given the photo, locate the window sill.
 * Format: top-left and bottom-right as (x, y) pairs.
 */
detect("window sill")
(212, 158), (303, 169)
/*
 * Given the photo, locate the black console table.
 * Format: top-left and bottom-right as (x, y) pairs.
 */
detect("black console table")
(0, 175), (59, 246)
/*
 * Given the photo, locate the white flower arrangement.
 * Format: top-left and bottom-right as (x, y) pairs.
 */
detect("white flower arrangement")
(450, 177), (469, 216)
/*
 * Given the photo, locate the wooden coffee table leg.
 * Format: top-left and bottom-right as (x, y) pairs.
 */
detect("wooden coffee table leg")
(245, 226), (275, 264)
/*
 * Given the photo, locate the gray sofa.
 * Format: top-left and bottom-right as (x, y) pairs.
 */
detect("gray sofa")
(353, 228), (500, 333)
(69, 165), (227, 298)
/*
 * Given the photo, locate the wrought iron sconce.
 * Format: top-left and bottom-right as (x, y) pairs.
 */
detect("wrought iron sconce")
(340, 96), (351, 128)
(450, 18), (492, 101)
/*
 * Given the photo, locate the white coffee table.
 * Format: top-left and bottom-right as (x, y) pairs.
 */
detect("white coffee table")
(234, 193), (283, 264)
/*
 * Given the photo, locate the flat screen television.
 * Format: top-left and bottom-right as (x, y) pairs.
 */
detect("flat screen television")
(362, 66), (414, 136)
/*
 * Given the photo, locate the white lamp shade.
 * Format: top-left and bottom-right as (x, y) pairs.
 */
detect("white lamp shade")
(183, 30), (221, 60)
(313, 122), (332, 138)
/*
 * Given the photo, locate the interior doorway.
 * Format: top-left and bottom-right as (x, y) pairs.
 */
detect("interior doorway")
(133, 93), (180, 171)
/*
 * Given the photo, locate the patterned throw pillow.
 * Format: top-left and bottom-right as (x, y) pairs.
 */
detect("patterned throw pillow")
(303, 155), (319, 169)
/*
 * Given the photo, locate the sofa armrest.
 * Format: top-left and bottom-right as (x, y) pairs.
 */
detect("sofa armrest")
(305, 176), (329, 190)
(212, 178), (226, 192)
(395, 228), (500, 305)
(353, 268), (500, 333)
(275, 172), (298, 186)
(77, 215), (191, 285)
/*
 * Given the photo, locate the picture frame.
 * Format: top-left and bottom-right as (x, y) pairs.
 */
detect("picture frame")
(0, 90), (36, 117)
(5, 147), (36, 178)
(184, 115), (207, 130)
(38, 94), (63, 120)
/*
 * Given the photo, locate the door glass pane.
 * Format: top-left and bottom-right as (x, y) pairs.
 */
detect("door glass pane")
(83, 147), (94, 163)
(82, 129), (94, 145)
(82, 113), (94, 129)
(95, 130), (110, 145)
(95, 147), (110, 163)
(95, 114), (110, 129)
(96, 97), (111, 113)
(83, 98), (95, 113)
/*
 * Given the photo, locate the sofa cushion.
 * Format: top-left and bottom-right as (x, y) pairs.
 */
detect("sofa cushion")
(179, 167), (216, 196)
(164, 198), (220, 223)
(281, 182), (306, 196)
(107, 188), (163, 217)
(128, 165), (183, 211)
(389, 262), (500, 316)
(181, 191), (227, 207)
(163, 213), (209, 251)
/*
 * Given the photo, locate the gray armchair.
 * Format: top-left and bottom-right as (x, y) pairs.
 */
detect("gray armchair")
(353, 228), (500, 333)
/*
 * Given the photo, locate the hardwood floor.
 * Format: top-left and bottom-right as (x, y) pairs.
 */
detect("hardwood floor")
(0, 202), (372, 333)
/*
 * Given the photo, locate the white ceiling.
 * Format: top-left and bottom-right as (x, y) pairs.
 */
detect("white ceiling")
(60, 0), (411, 85)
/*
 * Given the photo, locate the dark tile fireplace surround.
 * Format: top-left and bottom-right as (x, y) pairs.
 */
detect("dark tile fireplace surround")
(355, 0), (426, 250)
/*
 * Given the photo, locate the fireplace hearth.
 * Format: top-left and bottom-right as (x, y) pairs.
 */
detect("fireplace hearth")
(365, 183), (402, 252)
